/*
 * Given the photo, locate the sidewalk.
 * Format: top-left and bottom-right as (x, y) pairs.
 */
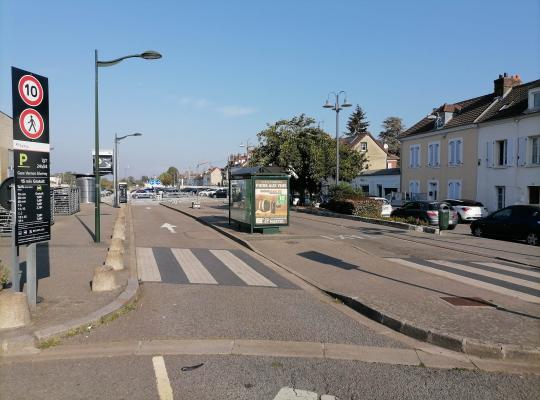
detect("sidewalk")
(162, 202), (540, 363)
(0, 203), (136, 353)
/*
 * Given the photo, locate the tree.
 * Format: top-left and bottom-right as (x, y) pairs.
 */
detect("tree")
(346, 105), (369, 136)
(249, 114), (366, 203)
(379, 116), (405, 156)
(166, 167), (179, 185)
(158, 172), (173, 186)
(141, 175), (149, 184)
(101, 178), (113, 190)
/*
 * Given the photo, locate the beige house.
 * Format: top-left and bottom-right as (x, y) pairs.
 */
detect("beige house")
(343, 132), (398, 170)
(202, 167), (223, 186)
(0, 111), (13, 182)
(400, 73), (533, 202)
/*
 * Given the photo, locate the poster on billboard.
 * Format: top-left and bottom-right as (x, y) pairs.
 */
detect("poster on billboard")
(254, 179), (288, 225)
(92, 150), (113, 175)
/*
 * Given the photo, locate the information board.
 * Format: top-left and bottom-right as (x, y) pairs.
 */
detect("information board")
(12, 67), (51, 246)
(254, 179), (288, 225)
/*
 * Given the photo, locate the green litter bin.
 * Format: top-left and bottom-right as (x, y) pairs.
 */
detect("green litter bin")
(438, 209), (450, 230)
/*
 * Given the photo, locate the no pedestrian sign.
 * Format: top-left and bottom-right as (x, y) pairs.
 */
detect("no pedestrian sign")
(12, 67), (50, 153)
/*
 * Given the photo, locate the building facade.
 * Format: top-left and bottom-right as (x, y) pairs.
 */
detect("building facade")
(343, 132), (399, 170)
(0, 111), (13, 182)
(351, 168), (400, 197)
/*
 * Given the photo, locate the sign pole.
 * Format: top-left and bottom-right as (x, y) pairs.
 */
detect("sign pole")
(10, 181), (20, 292)
(26, 243), (37, 311)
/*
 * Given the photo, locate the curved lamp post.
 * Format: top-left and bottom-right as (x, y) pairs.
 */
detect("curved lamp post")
(113, 133), (142, 208)
(94, 50), (161, 242)
(323, 91), (351, 185)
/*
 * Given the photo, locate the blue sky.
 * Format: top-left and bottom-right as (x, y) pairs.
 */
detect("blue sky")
(1, 0), (539, 178)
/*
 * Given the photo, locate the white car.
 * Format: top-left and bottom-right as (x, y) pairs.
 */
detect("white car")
(443, 199), (488, 222)
(370, 197), (393, 217)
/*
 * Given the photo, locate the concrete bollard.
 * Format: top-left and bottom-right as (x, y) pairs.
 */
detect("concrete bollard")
(92, 266), (120, 292)
(105, 250), (124, 271)
(116, 216), (126, 226)
(108, 238), (124, 254)
(0, 291), (31, 330)
(118, 207), (126, 218)
(112, 224), (126, 241)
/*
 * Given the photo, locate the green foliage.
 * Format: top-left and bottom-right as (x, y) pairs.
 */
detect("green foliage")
(346, 105), (369, 136)
(0, 262), (9, 287)
(379, 116), (405, 156)
(158, 172), (173, 186)
(249, 114), (365, 201)
(101, 178), (113, 190)
(352, 198), (382, 218)
(328, 183), (364, 200)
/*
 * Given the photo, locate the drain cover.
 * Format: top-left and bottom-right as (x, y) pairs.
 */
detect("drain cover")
(440, 296), (494, 307)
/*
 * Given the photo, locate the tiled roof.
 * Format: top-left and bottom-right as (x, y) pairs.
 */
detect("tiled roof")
(401, 78), (540, 138)
(359, 168), (400, 176)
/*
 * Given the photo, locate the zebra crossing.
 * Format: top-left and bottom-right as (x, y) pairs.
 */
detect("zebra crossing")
(136, 247), (296, 289)
(386, 257), (540, 304)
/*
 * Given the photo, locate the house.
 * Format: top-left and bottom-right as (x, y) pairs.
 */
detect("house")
(400, 73), (539, 210)
(342, 132), (399, 170)
(0, 111), (13, 182)
(352, 168), (400, 197)
(202, 167), (223, 186)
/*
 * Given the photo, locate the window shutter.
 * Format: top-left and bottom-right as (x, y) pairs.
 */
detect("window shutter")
(517, 137), (527, 166)
(409, 146), (414, 168)
(449, 141), (455, 165)
(436, 143), (440, 166)
(417, 145), (421, 167)
(428, 144), (433, 166)
(457, 140), (463, 164)
(486, 141), (493, 167)
(506, 138), (515, 166)
(448, 181), (454, 199)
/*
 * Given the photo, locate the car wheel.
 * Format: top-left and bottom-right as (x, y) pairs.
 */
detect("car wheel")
(473, 226), (483, 237)
(526, 232), (539, 246)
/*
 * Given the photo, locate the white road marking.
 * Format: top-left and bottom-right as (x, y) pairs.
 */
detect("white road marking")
(161, 223), (177, 234)
(428, 260), (540, 291)
(171, 248), (218, 284)
(273, 387), (318, 400)
(386, 258), (540, 304)
(210, 249), (276, 287)
(136, 248), (162, 282)
(152, 356), (174, 400)
(473, 262), (540, 279)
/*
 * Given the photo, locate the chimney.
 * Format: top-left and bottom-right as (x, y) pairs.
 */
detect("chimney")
(494, 73), (522, 97)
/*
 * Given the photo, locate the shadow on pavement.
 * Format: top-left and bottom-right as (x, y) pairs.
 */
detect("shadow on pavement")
(75, 215), (96, 241)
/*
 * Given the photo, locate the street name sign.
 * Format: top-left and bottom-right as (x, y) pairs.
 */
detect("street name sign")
(12, 67), (51, 246)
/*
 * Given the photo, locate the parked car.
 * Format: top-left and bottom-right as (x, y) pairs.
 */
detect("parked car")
(443, 199), (488, 222)
(470, 205), (539, 246)
(369, 197), (393, 217)
(131, 189), (153, 199)
(390, 201), (459, 229)
(210, 188), (228, 198)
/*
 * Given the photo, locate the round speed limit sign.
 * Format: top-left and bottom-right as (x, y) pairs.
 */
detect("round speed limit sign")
(18, 75), (44, 107)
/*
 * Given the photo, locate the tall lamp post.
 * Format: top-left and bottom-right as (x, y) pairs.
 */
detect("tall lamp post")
(94, 49), (161, 242)
(240, 139), (252, 163)
(323, 91), (351, 185)
(113, 133), (142, 208)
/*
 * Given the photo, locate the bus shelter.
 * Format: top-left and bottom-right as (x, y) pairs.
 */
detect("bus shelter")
(229, 166), (290, 234)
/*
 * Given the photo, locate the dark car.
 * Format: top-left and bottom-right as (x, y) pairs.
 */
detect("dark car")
(210, 188), (228, 198)
(390, 201), (459, 229)
(470, 205), (540, 246)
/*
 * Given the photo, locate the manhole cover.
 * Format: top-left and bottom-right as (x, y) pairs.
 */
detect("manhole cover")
(440, 297), (494, 307)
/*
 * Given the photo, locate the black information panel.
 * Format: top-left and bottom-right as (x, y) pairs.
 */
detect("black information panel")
(14, 151), (51, 245)
(12, 66), (51, 246)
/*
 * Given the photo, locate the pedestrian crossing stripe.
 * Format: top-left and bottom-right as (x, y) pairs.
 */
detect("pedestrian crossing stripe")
(137, 247), (296, 289)
(386, 258), (540, 304)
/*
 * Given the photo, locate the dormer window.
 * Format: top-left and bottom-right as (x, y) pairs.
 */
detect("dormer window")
(529, 87), (540, 110)
(360, 142), (367, 152)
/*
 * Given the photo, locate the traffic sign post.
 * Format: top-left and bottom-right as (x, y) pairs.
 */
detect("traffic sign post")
(11, 67), (51, 308)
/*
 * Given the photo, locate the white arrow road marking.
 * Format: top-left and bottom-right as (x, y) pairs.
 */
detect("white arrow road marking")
(146, 207), (152, 210)
(152, 356), (174, 400)
(161, 223), (177, 234)
(273, 387), (320, 399)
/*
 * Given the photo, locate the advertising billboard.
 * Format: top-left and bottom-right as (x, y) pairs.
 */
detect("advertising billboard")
(254, 179), (288, 225)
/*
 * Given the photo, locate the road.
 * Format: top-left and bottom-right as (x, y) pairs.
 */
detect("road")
(1, 203), (539, 399)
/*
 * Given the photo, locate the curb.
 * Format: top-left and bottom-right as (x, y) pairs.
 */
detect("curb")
(1, 206), (140, 356)
(293, 206), (439, 234)
(160, 202), (540, 364)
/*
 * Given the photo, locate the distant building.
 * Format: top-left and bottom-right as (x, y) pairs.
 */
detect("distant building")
(342, 132), (400, 170)
(202, 167), (223, 186)
(352, 168), (400, 197)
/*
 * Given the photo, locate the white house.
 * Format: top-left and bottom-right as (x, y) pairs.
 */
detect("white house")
(351, 168), (400, 197)
(477, 82), (540, 211)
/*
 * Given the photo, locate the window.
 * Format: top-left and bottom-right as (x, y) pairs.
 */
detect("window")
(535, 93), (540, 108)
(428, 181), (438, 201)
(448, 139), (463, 166)
(529, 186), (540, 205)
(448, 180), (462, 199)
(495, 140), (507, 166)
(492, 208), (512, 220)
(409, 180), (420, 194)
(532, 136), (540, 165)
(496, 186), (505, 209)
(360, 142), (367, 152)
(529, 88), (540, 110)
(409, 145), (420, 168)
(428, 142), (440, 167)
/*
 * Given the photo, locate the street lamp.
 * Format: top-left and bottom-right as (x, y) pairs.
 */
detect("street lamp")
(94, 49), (161, 242)
(113, 133), (142, 208)
(240, 139), (253, 163)
(323, 91), (351, 185)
